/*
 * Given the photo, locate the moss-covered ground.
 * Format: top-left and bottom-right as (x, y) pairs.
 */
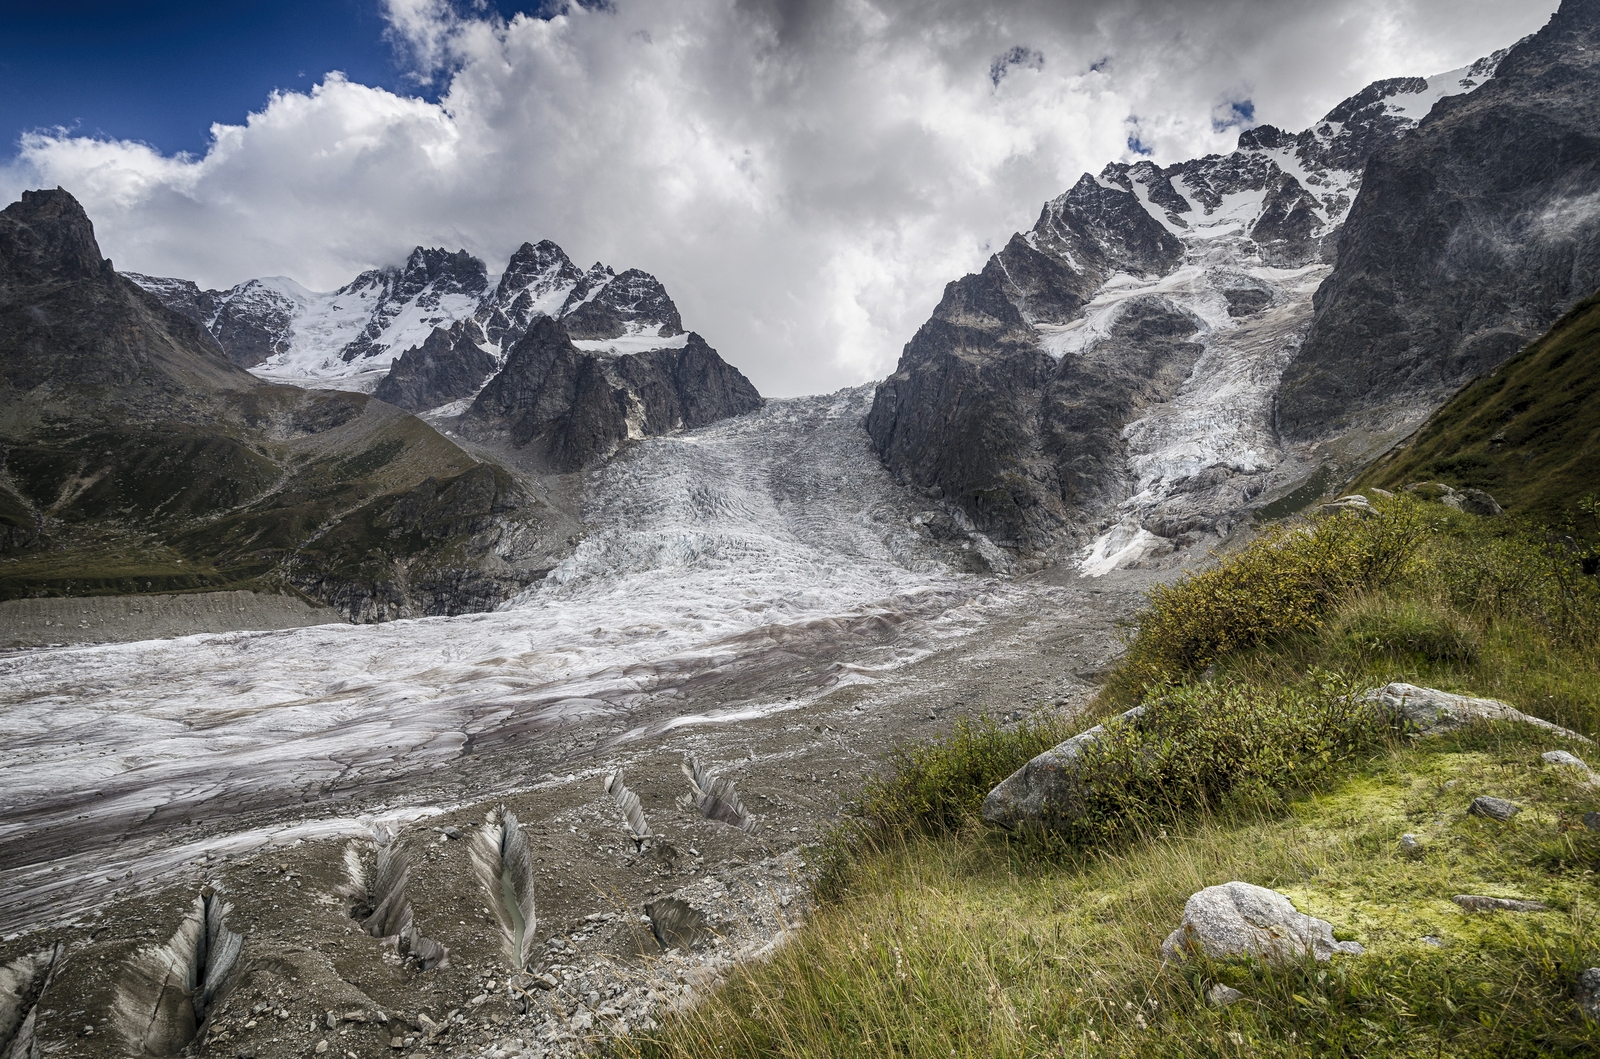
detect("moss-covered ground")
(624, 494), (1600, 1058)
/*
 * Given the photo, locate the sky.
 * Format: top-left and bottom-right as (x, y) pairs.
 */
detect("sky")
(0, 0), (1561, 397)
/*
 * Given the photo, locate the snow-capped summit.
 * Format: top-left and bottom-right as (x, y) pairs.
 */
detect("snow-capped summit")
(129, 239), (687, 396)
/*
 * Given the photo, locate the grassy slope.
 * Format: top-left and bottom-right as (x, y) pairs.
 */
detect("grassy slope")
(627, 498), (1600, 1058)
(0, 394), (536, 607)
(1356, 291), (1600, 523)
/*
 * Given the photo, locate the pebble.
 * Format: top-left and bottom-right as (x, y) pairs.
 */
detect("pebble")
(1400, 833), (1421, 853)
(1206, 983), (1245, 1007)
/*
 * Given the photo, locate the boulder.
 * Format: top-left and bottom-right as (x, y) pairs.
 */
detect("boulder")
(1541, 750), (1600, 784)
(1160, 881), (1364, 964)
(1206, 983), (1245, 1007)
(981, 706), (1145, 828)
(1362, 683), (1592, 742)
(1455, 488), (1503, 517)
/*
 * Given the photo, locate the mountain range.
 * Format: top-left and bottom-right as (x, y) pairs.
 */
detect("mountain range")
(870, 0), (1599, 573)
(5, 0), (1599, 623)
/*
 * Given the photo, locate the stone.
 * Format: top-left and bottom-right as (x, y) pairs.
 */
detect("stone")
(441, 826), (463, 840)
(1400, 833), (1422, 853)
(1452, 895), (1548, 913)
(1541, 751), (1599, 784)
(315, 1042), (329, 1055)
(1455, 489), (1503, 517)
(1577, 967), (1600, 1021)
(1421, 935), (1446, 947)
(1362, 683), (1591, 742)
(981, 706), (1146, 828)
(1318, 495), (1376, 517)
(1206, 983), (1245, 1007)
(1585, 812), (1600, 831)
(1160, 881), (1365, 964)
(1469, 796), (1521, 821)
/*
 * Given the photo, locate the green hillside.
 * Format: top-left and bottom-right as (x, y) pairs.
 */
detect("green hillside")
(1358, 291), (1600, 523)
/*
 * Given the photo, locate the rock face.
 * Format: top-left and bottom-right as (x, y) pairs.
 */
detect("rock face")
(981, 707), (1146, 829)
(1578, 967), (1600, 1021)
(1278, 0), (1600, 440)
(372, 320), (498, 412)
(1160, 881), (1365, 964)
(868, 48), (1515, 561)
(463, 319), (761, 471)
(0, 189), (565, 621)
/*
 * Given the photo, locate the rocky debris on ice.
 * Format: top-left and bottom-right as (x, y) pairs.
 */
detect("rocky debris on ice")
(1362, 683), (1593, 742)
(980, 706), (1146, 829)
(1161, 882), (1364, 964)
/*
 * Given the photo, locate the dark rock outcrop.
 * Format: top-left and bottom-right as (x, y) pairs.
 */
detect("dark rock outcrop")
(465, 318), (760, 471)
(559, 267), (684, 340)
(372, 320), (498, 412)
(1278, 0), (1600, 439)
(868, 277), (1204, 547)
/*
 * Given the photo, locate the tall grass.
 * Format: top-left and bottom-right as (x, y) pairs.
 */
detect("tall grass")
(623, 494), (1600, 1058)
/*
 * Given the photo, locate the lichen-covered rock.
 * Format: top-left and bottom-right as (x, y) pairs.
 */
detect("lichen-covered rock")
(980, 706), (1145, 829)
(1362, 683), (1592, 742)
(1452, 894), (1548, 913)
(1160, 881), (1365, 964)
(1469, 796), (1521, 821)
(1577, 967), (1600, 1021)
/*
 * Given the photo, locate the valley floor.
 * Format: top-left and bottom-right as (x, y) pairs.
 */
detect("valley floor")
(0, 389), (1188, 1059)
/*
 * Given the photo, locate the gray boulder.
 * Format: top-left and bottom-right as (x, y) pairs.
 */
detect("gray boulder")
(981, 706), (1145, 829)
(1206, 983), (1245, 1007)
(1160, 881), (1364, 964)
(1362, 683), (1592, 742)
(1469, 796), (1521, 821)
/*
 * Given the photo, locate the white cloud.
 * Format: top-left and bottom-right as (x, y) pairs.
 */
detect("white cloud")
(1, 0), (1558, 396)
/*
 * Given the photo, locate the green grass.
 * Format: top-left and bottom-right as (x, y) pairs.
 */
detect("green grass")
(625, 495), (1600, 1058)
(1356, 290), (1600, 527)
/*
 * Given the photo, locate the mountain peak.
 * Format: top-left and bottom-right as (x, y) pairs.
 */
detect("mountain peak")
(0, 187), (112, 286)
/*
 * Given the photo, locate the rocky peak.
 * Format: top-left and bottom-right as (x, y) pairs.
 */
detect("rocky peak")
(0, 187), (113, 287)
(561, 267), (684, 340)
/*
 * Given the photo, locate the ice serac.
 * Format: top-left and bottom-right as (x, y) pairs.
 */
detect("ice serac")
(869, 40), (1521, 564)
(1278, 0), (1600, 440)
(464, 318), (761, 472)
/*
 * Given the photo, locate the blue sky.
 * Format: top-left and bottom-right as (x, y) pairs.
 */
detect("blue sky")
(0, 1), (529, 158)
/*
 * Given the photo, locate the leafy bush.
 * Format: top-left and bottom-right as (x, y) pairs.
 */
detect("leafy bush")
(1424, 523), (1600, 645)
(1032, 672), (1398, 847)
(1119, 499), (1422, 688)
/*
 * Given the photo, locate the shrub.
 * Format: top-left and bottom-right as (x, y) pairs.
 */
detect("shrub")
(1119, 498), (1423, 688)
(1034, 672), (1398, 847)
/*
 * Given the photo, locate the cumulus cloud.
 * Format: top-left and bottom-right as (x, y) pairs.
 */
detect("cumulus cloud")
(1, 0), (1558, 396)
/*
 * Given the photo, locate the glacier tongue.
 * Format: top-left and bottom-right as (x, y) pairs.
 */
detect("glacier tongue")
(0, 387), (1022, 934)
